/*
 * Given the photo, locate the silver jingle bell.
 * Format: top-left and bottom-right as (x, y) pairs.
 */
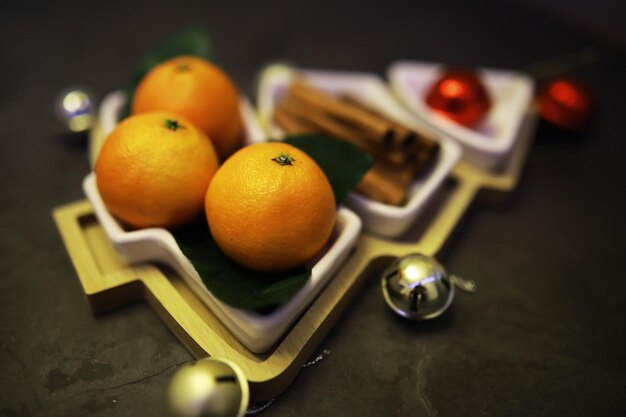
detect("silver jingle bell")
(382, 253), (457, 320)
(168, 357), (249, 417)
(53, 87), (96, 134)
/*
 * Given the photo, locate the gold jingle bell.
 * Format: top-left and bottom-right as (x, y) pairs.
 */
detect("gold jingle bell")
(168, 357), (249, 417)
(382, 253), (475, 320)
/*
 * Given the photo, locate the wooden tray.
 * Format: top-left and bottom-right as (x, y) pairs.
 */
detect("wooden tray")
(53, 109), (536, 401)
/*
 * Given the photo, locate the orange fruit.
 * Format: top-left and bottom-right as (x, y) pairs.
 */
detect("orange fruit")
(96, 112), (219, 229)
(131, 55), (244, 159)
(205, 142), (336, 272)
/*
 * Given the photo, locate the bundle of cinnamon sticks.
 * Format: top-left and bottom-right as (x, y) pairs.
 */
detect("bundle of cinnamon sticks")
(272, 80), (440, 206)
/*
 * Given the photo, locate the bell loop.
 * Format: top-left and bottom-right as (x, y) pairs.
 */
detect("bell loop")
(450, 275), (477, 293)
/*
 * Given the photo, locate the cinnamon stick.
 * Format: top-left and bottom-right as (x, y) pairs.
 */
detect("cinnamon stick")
(273, 106), (316, 135)
(356, 166), (408, 206)
(340, 94), (439, 152)
(275, 96), (415, 168)
(372, 162), (414, 188)
(277, 96), (367, 143)
(273, 81), (443, 206)
(289, 80), (395, 145)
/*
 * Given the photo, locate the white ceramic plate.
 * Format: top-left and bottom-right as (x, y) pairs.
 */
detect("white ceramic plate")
(256, 64), (462, 238)
(388, 61), (534, 172)
(86, 92), (362, 353)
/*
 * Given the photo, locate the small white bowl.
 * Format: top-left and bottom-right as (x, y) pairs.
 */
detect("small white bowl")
(86, 93), (362, 353)
(256, 64), (462, 238)
(388, 61), (535, 172)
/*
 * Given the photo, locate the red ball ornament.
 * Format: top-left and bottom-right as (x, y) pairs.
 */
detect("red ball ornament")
(537, 77), (593, 132)
(425, 68), (492, 128)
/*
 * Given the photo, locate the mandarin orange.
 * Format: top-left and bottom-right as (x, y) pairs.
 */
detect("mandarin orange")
(132, 55), (243, 159)
(96, 112), (219, 228)
(205, 142), (336, 272)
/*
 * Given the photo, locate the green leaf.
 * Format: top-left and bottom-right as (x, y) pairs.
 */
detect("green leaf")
(120, 27), (215, 119)
(171, 134), (371, 311)
(284, 134), (374, 203)
(173, 219), (309, 311)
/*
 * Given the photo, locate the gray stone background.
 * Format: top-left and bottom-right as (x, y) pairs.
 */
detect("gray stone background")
(1, 0), (626, 416)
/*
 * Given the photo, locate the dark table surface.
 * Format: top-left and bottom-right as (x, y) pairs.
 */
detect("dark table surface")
(2, 1), (626, 416)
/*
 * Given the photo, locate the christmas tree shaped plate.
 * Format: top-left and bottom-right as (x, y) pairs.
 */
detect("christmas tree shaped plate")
(53, 68), (537, 401)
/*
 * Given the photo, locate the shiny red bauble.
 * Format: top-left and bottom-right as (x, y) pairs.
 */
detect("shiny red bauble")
(425, 68), (492, 128)
(537, 77), (593, 132)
